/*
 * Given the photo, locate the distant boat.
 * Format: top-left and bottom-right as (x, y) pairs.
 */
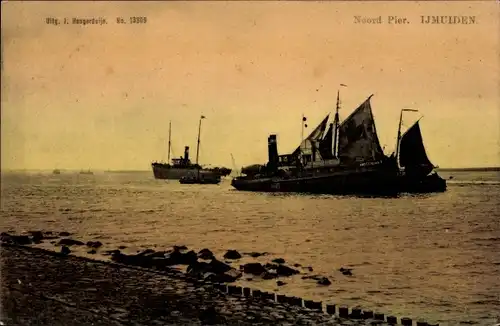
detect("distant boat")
(151, 116), (231, 180)
(79, 169), (93, 175)
(52, 169), (61, 174)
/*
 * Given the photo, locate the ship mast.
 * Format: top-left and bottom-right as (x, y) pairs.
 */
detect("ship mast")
(333, 90), (340, 158)
(395, 108), (418, 168)
(195, 115), (205, 177)
(301, 114), (306, 166)
(333, 84), (347, 158)
(167, 121), (172, 163)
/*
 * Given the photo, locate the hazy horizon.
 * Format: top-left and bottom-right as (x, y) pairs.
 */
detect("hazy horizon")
(3, 164), (500, 172)
(2, 1), (499, 171)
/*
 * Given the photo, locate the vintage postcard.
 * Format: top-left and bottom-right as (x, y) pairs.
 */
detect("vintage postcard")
(1, 1), (498, 326)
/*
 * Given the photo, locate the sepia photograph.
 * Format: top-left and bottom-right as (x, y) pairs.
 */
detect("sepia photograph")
(1, 1), (499, 325)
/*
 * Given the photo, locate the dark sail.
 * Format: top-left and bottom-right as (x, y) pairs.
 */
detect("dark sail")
(318, 123), (334, 160)
(337, 95), (385, 163)
(292, 114), (330, 157)
(399, 120), (434, 177)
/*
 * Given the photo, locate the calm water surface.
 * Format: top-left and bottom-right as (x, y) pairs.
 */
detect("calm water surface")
(1, 170), (499, 325)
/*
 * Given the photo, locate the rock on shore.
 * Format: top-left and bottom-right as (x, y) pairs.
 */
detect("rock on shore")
(0, 231), (354, 295)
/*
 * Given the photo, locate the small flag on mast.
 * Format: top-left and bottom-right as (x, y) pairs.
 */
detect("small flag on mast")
(201, 115), (206, 119)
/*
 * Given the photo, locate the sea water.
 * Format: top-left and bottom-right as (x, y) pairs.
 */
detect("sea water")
(1, 170), (499, 325)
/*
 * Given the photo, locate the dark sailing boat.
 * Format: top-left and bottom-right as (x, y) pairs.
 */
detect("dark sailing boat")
(151, 117), (231, 180)
(231, 92), (400, 195)
(393, 110), (446, 193)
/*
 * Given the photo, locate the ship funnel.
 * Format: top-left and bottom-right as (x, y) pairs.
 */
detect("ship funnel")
(184, 146), (190, 161)
(267, 134), (279, 172)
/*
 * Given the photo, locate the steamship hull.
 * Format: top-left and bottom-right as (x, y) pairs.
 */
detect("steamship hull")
(151, 163), (198, 180)
(231, 166), (400, 196)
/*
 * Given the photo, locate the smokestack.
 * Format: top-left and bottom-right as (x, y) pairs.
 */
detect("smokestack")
(184, 146), (190, 161)
(268, 134), (278, 171)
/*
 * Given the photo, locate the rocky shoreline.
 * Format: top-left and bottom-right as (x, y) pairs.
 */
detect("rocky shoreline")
(0, 231), (352, 287)
(1, 231), (436, 325)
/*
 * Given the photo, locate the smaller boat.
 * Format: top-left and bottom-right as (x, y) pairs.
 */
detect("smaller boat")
(79, 169), (93, 175)
(393, 109), (446, 193)
(52, 169), (61, 174)
(176, 115), (223, 185)
(179, 171), (221, 184)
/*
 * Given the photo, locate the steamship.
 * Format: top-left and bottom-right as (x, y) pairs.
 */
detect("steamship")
(231, 93), (400, 195)
(231, 91), (446, 195)
(151, 146), (202, 180)
(151, 118), (231, 181)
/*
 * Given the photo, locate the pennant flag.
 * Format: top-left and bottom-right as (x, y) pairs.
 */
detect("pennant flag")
(201, 115), (206, 119)
(340, 84), (347, 87)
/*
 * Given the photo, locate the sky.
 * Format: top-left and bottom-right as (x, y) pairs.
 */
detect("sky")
(1, 1), (499, 170)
